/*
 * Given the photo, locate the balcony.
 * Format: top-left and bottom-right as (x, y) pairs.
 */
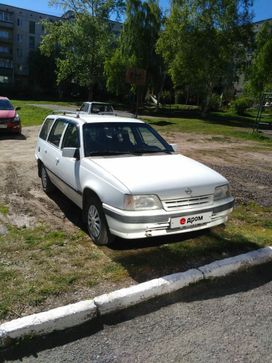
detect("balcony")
(0, 20), (14, 29)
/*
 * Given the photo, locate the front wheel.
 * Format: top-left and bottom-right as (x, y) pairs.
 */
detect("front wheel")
(40, 165), (55, 194)
(86, 196), (113, 246)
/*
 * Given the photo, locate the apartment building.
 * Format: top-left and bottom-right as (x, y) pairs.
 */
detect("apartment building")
(0, 4), (60, 87)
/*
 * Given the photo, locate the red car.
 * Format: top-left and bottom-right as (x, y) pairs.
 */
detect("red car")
(0, 97), (21, 134)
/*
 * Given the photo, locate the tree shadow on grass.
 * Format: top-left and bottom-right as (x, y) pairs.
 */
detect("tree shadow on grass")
(145, 108), (255, 129)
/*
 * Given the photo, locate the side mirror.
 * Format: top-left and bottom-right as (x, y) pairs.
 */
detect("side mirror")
(62, 147), (80, 160)
(169, 143), (178, 152)
(15, 106), (21, 111)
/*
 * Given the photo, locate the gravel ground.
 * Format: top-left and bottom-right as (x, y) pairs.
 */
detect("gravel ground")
(209, 164), (272, 207)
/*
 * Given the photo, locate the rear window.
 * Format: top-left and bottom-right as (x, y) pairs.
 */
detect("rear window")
(39, 118), (54, 140)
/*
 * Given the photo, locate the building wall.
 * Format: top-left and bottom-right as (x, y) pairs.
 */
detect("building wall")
(0, 4), (59, 86)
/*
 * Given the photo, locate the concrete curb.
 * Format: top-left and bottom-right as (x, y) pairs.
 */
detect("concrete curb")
(1, 247), (272, 348)
(94, 268), (203, 316)
(0, 300), (97, 348)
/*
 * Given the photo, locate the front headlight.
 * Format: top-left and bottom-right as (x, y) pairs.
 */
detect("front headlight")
(123, 194), (162, 211)
(214, 184), (231, 201)
(12, 114), (20, 122)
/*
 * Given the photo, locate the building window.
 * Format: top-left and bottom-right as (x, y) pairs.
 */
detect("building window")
(16, 48), (23, 57)
(17, 34), (23, 43)
(0, 30), (9, 39)
(0, 58), (12, 68)
(29, 21), (36, 34)
(29, 36), (35, 50)
(0, 46), (10, 54)
(0, 11), (12, 22)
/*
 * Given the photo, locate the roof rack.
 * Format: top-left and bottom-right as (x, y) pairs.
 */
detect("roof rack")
(52, 110), (80, 118)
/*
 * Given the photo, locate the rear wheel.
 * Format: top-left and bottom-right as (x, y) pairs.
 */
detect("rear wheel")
(85, 196), (113, 246)
(40, 165), (55, 194)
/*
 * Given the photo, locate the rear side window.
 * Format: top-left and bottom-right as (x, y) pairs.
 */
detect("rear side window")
(39, 118), (54, 140)
(48, 119), (67, 147)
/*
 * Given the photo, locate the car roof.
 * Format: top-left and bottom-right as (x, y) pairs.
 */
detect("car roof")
(83, 101), (112, 105)
(0, 96), (9, 100)
(48, 114), (144, 125)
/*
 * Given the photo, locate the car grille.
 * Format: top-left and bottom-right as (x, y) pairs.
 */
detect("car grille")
(0, 119), (12, 124)
(162, 195), (213, 211)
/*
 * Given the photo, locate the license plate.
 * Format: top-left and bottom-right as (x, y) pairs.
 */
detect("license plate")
(170, 212), (212, 229)
(0, 124), (7, 128)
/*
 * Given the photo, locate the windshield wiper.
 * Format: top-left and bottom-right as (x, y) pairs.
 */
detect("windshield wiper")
(132, 149), (172, 155)
(88, 151), (131, 156)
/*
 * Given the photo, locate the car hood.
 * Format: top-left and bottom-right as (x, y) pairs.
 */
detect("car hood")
(90, 154), (228, 199)
(0, 109), (15, 118)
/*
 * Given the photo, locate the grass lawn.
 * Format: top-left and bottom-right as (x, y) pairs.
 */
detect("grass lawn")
(11, 99), (78, 127)
(143, 113), (271, 144)
(0, 202), (271, 322)
(11, 100), (53, 127)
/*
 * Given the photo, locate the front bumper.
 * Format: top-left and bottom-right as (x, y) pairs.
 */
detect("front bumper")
(0, 122), (21, 134)
(103, 198), (235, 239)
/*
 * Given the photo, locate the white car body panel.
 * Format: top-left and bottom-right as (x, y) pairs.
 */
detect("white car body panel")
(35, 114), (234, 240)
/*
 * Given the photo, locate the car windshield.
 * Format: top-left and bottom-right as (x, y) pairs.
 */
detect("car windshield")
(0, 99), (14, 110)
(91, 103), (113, 113)
(83, 122), (173, 157)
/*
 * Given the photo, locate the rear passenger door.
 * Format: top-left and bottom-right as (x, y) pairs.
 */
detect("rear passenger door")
(57, 122), (82, 207)
(45, 118), (67, 183)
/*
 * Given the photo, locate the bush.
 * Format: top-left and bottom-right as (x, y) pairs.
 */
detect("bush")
(232, 96), (254, 115)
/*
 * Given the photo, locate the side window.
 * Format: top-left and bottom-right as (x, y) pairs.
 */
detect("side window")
(48, 119), (67, 147)
(62, 123), (80, 149)
(39, 118), (54, 140)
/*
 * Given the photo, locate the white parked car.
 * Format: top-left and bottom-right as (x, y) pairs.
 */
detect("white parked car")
(35, 114), (234, 245)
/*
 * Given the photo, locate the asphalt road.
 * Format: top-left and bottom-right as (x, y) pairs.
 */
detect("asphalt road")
(2, 262), (272, 363)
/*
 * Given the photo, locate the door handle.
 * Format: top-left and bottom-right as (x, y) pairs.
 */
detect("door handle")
(56, 157), (59, 164)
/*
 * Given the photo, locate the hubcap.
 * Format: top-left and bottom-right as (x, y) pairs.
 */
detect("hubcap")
(88, 205), (101, 238)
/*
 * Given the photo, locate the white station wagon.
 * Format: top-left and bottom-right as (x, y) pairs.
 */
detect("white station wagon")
(35, 114), (234, 245)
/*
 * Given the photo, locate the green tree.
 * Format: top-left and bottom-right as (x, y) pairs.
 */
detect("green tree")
(41, 0), (124, 99)
(157, 0), (253, 114)
(105, 0), (163, 104)
(248, 22), (272, 94)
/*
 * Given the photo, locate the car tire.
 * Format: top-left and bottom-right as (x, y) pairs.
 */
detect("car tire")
(41, 165), (55, 194)
(85, 196), (113, 246)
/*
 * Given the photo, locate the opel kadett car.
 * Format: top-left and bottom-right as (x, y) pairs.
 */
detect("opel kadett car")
(35, 114), (234, 245)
